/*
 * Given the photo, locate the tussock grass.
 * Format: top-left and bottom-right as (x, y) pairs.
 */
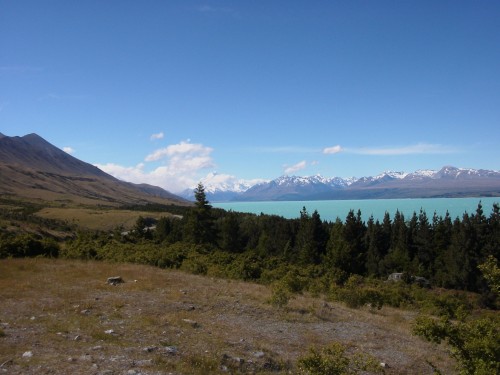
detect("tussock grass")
(35, 207), (171, 230)
(0, 258), (457, 374)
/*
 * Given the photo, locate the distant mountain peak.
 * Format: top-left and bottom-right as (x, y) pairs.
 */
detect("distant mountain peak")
(218, 166), (500, 202)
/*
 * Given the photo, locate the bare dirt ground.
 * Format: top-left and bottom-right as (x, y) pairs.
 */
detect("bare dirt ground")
(0, 259), (455, 374)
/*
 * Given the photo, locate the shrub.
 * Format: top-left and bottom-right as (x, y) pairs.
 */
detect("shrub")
(269, 281), (293, 308)
(297, 342), (383, 375)
(413, 315), (500, 375)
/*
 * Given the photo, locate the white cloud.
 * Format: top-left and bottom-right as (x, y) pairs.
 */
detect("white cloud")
(145, 141), (213, 161)
(96, 140), (216, 193)
(323, 145), (343, 154)
(348, 143), (457, 156)
(63, 146), (75, 154)
(199, 172), (265, 191)
(150, 132), (164, 140)
(284, 160), (307, 175)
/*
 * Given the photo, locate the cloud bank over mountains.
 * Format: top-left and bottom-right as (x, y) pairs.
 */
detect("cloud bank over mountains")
(95, 132), (462, 194)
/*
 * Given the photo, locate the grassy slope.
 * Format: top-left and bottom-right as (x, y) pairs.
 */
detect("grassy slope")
(0, 259), (456, 374)
(35, 207), (178, 231)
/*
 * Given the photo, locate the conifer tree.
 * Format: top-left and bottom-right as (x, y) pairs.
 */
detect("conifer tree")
(185, 182), (217, 245)
(220, 210), (241, 252)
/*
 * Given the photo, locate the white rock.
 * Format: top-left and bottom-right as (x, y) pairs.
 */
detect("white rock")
(253, 351), (265, 358)
(22, 351), (33, 358)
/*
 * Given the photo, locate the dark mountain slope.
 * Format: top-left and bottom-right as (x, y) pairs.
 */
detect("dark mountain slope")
(0, 133), (188, 206)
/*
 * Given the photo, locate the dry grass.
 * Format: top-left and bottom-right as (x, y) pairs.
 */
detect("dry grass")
(35, 207), (174, 231)
(0, 259), (456, 374)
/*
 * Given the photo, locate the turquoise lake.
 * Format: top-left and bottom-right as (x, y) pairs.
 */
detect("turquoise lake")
(213, 197), (500, 222)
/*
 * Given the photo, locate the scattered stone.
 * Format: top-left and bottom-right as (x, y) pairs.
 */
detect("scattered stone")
(30, 316), (36, 320)
(22, 351), (33, 358)
(182, 318), (199, 328)
(67, 357), (76, 362)
(127, 370), (139, 375)
(80, 309), (91, 315)
(380, 362), (389, 368)
(253, 351), (265, 358)
(143, 346), (158, 353)
(104, 329), (114, 334)
(233, 357), (244, 365)
(91, 345), (103, 351)
(107, 276), (124, 285)
(79, 354), (92, 361)
(162, 346), (178, 355)
(134, 359), (153, 366)
(74, 335), (81, 341)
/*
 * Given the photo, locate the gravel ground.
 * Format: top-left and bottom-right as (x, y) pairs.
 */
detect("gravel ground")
(0, 259), (456, 374)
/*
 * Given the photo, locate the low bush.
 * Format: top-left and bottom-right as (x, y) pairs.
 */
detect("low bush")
(297, 342), (383, 375)
(413, 314), (500, 375)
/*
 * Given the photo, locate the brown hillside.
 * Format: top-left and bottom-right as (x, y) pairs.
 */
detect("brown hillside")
(0, 259), (456, 374)
(0, 133), (189, 207)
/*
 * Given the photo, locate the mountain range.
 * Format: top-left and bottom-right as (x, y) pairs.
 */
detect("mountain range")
(183, 167), (500, 202)
(1, 132), (499, 205)
(0, 133), (188, 206)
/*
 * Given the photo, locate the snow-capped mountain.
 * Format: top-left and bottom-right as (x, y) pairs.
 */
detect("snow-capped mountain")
(202, 166), (500, 202)
(180, 172), (265, 202)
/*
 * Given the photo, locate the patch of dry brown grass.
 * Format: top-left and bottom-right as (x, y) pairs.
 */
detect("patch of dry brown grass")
(35, 207), (173, 230)
(0, 258), (457, 374)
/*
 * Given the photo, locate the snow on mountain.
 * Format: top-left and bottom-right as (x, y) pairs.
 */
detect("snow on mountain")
(181, 172), (267, 201)
(182, 166), (500, 202)
(376, 171), (409, 180)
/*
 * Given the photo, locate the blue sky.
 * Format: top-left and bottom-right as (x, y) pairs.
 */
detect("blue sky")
(1, 1), (499, 193)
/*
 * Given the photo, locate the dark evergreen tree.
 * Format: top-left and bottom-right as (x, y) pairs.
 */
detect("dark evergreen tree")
(414, 209), (434, 277)
(326, 210), (366, 276)
(154, 216), (172, 242)
(295, 208), (328, 265)
(364, 216), (384, 277)
(219, 210), (241, 252)
(432, 211), (454, 287)
(185, 183), (217, 245)
(381, 210), (410, 274)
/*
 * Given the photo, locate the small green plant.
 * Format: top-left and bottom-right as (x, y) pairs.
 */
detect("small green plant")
(478, 255), (500, 296)
(413, 314), (500, 375)
(269, 281), (293, 308)
(297, 342), (383, 375)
